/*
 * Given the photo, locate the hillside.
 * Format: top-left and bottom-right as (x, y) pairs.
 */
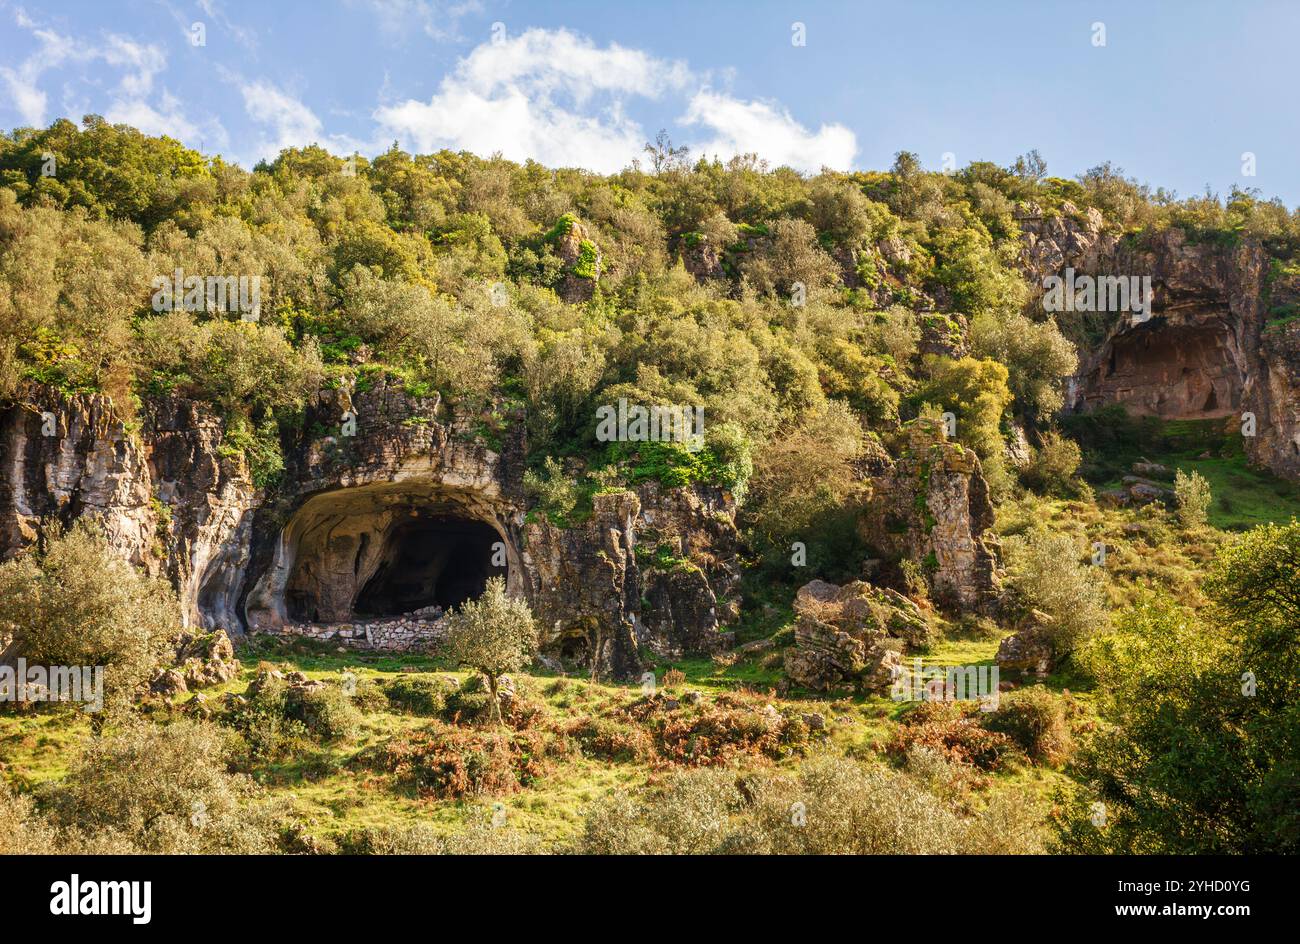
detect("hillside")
(0, 118), (1297, 856)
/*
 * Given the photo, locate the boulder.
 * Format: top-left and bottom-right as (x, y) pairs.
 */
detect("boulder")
(995, 623), (1055, 678)
(783, 579), (930, 692)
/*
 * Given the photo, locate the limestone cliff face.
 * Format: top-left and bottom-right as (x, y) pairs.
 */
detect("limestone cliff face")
(1018, 202), (1300, 479)
(860, 420), (1002, 615)
(0, 384), (254, 631)
(522, 480), (742, 677)
(0, 384), (155, 568)
(0, 378), (740, 680)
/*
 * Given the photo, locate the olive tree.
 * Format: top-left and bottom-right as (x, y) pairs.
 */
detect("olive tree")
(443, 577), (538, 725)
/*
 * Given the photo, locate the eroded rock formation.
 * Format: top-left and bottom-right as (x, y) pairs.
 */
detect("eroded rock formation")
(783, 578), (927, 692)
(1020, 201), (1300, 479)
(0, 377), (742, 680)
(860, 419), (1003, 615)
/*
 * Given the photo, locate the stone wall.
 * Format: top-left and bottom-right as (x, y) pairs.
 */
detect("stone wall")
(272, 614), (448, 652)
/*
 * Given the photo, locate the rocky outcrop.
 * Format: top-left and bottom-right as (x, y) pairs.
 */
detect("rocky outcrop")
(523, 482), (743, 677)
(553, 217), (601, 304)
(995, 621), (1055, 678)
(0, 383), (155, 567)
(0, 384), (255, 631)
(783, 579), (927, 692)
(1, 379), (740, 681)
(861, 418), (1002, 614)
(1019, 201), (1300, 481)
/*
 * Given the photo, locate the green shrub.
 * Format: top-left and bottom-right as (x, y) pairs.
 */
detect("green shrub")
(40, 720), (286, 854)
(576, 756), (1044, 855)
(1003, 529), (1110, 656)
(0, 520), (179, 719)
(382, 676), (448, 716)
(1174, 468), (1212, 528)
(1019, 430), (1082, 496)
(980, 686), (1073, 765)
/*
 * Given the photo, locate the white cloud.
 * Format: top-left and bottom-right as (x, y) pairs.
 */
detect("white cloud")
(105, 92), (200, 141)
(0, 14), (78, 125)
(360, 0), (483, 43)
(234, 78), (370, 162)
(0, 10), (220, 146)
(375, 27), (691, 172)
(682, 90), (857, 173)
(375, 27), (854, 175)
(102, 34), (166, 98)
(240, 80), (324, 151)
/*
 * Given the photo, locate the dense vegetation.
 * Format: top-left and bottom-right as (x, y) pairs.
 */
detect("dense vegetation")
(2, 117), (1299, 854)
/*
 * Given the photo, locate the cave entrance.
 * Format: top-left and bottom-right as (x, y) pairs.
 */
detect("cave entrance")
(264, 480), (519, 628)
(354, 515), (503, 617)
(1082, 317), (1243, 419)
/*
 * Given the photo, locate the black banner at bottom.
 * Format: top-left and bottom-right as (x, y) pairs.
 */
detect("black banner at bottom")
(3, 854), (1284, 931)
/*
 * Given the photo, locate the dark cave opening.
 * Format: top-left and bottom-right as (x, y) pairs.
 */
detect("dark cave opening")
(353, 515), (505, 617)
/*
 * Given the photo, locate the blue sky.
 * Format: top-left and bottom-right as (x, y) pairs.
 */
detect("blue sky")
(3, 0), (1299, 206)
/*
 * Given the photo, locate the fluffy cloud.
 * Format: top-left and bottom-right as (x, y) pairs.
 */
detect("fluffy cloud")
(0, 10), (217, 144)
(239, 80), (324, 152)
(375, 28), (692, 172)
(682, 90), (857, 173)
(0, 11), (78, 126)
(235, 78), (370, 162)
(375, 27), (855, 174)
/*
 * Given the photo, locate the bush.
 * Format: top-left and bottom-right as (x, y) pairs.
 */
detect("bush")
(576, 756), (1045, 854)
(980, 686), (1074, 765)
(890, 700), (1015, 771)
(0, 782), (58, 854)
(523, 456), (578, 523)
(224, 673), (360, 761)
(1019, 431), (1082, 496)
(1003, 529), (1110, 657)
(566, 716), (654, 763)
(359, 724), (560, 799)
(1173, 468), (1212, 527)
(622, 692), (814, 766)
(339, 820), (544, 855)
(382, 676), (448, 716)
(40, 720), (286, 854)
(0, 520), (179, 719)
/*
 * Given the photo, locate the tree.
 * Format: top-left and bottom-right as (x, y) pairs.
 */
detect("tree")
(643, 130), (689, 174)
(0, 521), (179, 721)
(1003, 529), (1109, 657)
(1174, 468), (1212, 528)
(442, 577), (538, 725)
(1058, 522), (1300, 853)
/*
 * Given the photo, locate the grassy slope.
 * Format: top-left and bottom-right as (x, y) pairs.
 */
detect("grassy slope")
(2, 416), (1290, 847)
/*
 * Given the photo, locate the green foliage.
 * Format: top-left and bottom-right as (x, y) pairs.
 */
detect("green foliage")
(523, 456), (578, 523)
(443, 578), (538, 724)
(1174, 468), (1212, 528)
(980, 687), (1074, 765)
(0, 520), (179, 719)
(578, 755), (1044, 854)
(1061, 531), (1300, 853)
(1019, 430), (1083, 496)
(1002, 528), (1110, 657)
(40, 720), (286, 854)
